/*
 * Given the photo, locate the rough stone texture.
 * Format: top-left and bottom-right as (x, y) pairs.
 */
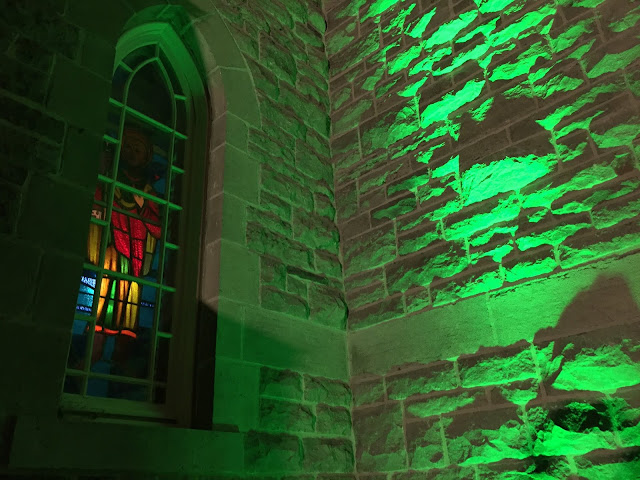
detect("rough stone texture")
(352, 403), (406, 472)
(244, 430), (303, 474)
(5, 0), (640, 479)
(386, 363), (459, 401)
(327, 0), (640, 475)
(259, 367), (303, 401)
(304, 374), (352, 407)
(259, 397), (315, 434)
(316, 404), (352, 436)
(302, 437), (354, 473)
(351, 376), (385, 407)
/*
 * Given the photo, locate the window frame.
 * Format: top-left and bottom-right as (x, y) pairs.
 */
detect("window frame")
(59, 22), (209, 428)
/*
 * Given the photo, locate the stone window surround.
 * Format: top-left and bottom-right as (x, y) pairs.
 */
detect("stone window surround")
(9, 3), (261, 474)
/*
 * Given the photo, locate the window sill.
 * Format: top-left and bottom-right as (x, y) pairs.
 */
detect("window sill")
(59, 393), (176, 426)
(9, 415), (244, 475)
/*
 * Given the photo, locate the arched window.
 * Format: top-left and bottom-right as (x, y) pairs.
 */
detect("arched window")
(62, 23), (208, 425)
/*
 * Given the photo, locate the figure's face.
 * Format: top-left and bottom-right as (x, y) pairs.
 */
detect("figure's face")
(122, 131), (151, 168)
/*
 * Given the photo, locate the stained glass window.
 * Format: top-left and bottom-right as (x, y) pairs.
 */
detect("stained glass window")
(64, 40), (189, 405)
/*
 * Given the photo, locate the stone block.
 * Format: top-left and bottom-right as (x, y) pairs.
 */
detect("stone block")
(397, 220), (441, 257)
(0, 185), (20, 234)
(0, 237), (40, 317)
(386, 363), (458, 401)
(261, 35), (297, 85)
(296, 140), (332, 185)
(220, 67), (261, 127)
(314, 250), (343, 280)
(371, 193), (417, 227)
(286, 274), (308, 299)
(385, 240), (468, 295)
(527, 398), (617, 458)
(247, 221), (313, 271)
(352, 376), (385, 407)
(293, 208), (339, 251)
(308, 284), (348, 330)
(430, 260), (503, 307)
(261, 256), (287, 291)
(0, 323), (69, 412)
(394, 465), (475, 479)
(304, 375), (351, 406)
(261, 164), (315, 212)
(261, 190), (293, 224)
(260, 366), (303, 401)
(350, 295), (494, 376)
(219, 240), (259, 306)
(261, 286), (309, 320)
(247, 57), (280, 99)
(611, 385), (640, 448)
(250, 125), (295, 162)
(259, 95), (309, 141)
(221, 193), (247, 245)
(335, 182), (358, 221)
(248, 206), (292, 238)
(458, 343), (537, 389)
(348, 295), (405, 331)
(47, 55), (110, 134)
(476, 457), (572, 479)
(346, 281), (386, 310)
(1, 52), (50, 103)
(405, 388), (487, 420)
(316, 404), (351, 436)
(574, 445), (640, 479)
(302, 437), (354, 473)
(244, 307), (348, 380)
(1, 95), (65, 143)
(223, 146), (259, 204)
(60, 126), (102, 187)
(259, 398), (315, 434)
(502, 245), (557, 284)
(405, 417), (446, 471)
(213, 358), (260, 431)
(316, 475), (356, 480)
(215, 298), (243, 360)
(488, 378), (542, 408)
(444, 406), (529, 466)
(34, 250), (83, 329)
(343, 223), (397, 277)
(314, 192), (336, 221)
(18, 174), (93, 254)
(540, 323), (640, 395)
(244, 430), (303, 473)
(404, 286), (432, 315)
(353, 403), (406, 472)
(559, 217), (640, 269)
(333, 96), (374, 136)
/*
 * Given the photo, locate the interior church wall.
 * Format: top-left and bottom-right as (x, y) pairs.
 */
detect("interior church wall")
(325, 0), (640, 477)
(0, 0), (351, 478)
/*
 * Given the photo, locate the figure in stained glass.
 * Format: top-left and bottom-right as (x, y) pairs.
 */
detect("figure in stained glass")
(87, 127), (163, 338)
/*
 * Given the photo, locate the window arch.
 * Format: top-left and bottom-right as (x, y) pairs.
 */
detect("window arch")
(62, 22), (208, 426)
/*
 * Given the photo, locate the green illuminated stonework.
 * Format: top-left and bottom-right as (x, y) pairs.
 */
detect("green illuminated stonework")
(329, 0), (640, 477)
(2, 0), (640, 478)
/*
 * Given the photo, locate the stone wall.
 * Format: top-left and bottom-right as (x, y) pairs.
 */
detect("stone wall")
(213, 0), (353, 477)
(0, 0), (352, 478)
(325, 0), (640, 477)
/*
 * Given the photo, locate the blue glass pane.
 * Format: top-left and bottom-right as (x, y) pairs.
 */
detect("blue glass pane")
(76, 271), (97, 315)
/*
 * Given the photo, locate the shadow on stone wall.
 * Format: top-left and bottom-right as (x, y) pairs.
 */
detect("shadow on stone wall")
(351, 273), (640, 477)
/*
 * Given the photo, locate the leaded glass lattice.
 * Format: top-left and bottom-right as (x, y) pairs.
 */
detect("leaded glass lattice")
(64, 43), (187, 404)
